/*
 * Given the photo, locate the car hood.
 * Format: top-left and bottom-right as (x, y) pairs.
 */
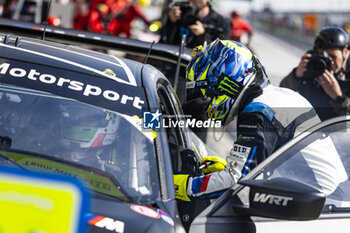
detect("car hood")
(0, 36), (144, 87)
(86, 199), (175, 233)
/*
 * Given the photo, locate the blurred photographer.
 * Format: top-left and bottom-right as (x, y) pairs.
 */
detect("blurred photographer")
(280, 26), (350, 120)
(160, 0), (231, 48)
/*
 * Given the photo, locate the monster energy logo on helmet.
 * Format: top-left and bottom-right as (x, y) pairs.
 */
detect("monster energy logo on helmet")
(217, 74), (243, 99)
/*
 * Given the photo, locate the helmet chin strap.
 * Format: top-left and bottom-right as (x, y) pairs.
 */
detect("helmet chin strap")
(213, 113), (238, 142)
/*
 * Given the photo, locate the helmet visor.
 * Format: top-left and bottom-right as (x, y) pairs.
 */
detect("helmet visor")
(62, 125), (98, 142)
(61, 105), (111, 127)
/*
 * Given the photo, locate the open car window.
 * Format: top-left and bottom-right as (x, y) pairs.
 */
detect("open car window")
(249, 121), (350, 210)
(0, 84), (159, 204)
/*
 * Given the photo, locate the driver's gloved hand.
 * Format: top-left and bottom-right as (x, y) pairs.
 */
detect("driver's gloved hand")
(226, 146), (247, 184)
(200, 156), (227, 174)
(173, 174), (192, 202)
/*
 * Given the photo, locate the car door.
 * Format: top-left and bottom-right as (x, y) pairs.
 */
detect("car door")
(156, 79), (203, 175)
(156, 79), (221, 174)
(250, 116), (350, 232)
(156, 79), (218, 231)
(189, 116), (350, 233)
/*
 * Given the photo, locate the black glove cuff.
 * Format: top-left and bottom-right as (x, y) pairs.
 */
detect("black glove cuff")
(332, 95), (346, 104)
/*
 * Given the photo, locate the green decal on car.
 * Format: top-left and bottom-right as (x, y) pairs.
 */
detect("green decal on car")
(0, 150), (130, 202)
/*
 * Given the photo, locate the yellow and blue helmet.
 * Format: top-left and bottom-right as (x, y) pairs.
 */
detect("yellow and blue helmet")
(186, 39), (261, 124)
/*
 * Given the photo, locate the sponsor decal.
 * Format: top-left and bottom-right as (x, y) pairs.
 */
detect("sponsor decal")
(0, 166), (89, 233)
(229, 145), (251, 161)
(228, 144), (251, 171)
(239, 124), (258, 129)
(157, 209), (174, 226)
(209, 104), (217, 115)
(232, 144), (250, 154)
(253, 193), (293, 206)
(104, 69), (117, 77)
(130, 205), (160, 219)
(87, 214), (125, 233)
(0, 150), (130, 202)
(0, 62), (144, 110)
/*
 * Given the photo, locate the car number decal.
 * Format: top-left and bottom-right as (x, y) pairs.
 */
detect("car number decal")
(130, 205), (160, 219)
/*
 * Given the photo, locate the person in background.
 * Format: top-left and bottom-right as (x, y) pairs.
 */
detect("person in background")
(87, 2), (110, 33)
(280, 26), (350, 121)
(2, 0), (17, 18)
(230, 10), (253, 47)
(107, 0), (151, 38)
(160, 0), (231, 48)
(73, 0), (89, 31)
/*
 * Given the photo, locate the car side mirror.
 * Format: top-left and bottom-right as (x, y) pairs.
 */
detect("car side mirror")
(234, 178), (325, 220)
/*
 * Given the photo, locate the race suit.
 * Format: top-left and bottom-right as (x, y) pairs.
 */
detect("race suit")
(230, 16), (253, 43)
(107, 3), (151, 38)
(174, 84), (321, 201)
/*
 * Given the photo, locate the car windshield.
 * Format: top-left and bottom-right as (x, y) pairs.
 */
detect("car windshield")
(0, 84), (159, 204)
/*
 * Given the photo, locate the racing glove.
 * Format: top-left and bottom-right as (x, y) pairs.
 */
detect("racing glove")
(173, 174), (191, 202)
(200, 156), (227, 174)
(173, 144), (251, 202)
(173, 169), (239, 201)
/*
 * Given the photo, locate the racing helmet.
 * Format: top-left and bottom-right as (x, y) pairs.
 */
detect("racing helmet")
(186, 39), (268, 125)
(60, 104), (120, 161)
(314, 26), (349, 50)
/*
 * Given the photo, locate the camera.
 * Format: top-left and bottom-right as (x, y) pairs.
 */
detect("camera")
(305, 50), (332, 78)
(173, 1), (198, 27)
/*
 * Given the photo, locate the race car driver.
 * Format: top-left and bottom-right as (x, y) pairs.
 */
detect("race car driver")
(173, 39), (323, 201)
(58, 103), (122, 172)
